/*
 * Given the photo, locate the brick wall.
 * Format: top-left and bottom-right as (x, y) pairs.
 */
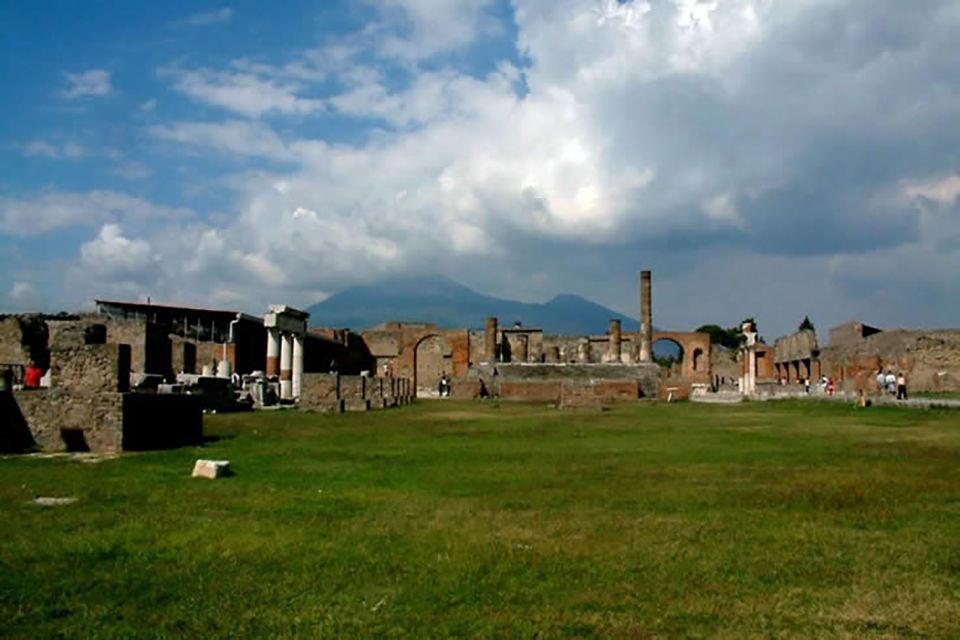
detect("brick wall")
(52, 344), (130, 394)
(7, 389), (124, 453)
(299, 373), (414, 413)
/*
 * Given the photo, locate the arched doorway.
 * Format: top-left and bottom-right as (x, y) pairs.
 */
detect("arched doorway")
(414, 335), (453, 397)
(692, 348), (704, 373)
(652, 338), (684, 378)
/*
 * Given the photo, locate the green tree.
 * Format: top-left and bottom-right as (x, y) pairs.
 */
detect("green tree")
(798, 315), (815, 332)
(695, 323), (745, 349)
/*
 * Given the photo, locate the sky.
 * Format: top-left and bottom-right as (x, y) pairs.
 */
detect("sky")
(2, 0), (959, 339)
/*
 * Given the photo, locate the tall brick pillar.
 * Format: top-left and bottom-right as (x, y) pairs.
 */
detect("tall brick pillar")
(605, 319), (622, 363)
(639, 270), (653, 362)
(485, 317), (498, 362)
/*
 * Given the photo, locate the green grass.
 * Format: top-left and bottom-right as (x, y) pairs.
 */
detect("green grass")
(2, 400), (960, 638)
(914, 390), (960, 400)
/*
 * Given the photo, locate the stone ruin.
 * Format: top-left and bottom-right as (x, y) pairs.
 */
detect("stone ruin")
(355, 270), (714, 406)
(0, 316), (202, 454)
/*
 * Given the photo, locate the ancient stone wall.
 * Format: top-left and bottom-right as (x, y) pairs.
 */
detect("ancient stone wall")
(0, 318), (29, 365)
(820, 329), (960, 392)
(0, 316), (49, 368)
(774, 329), (818, 365)
(471, 362), (659, 404)
(52, 344), (130, 394)
(6, 390), (124, 452)
(299, 373), (414, 413)
(101, 318), (149, 373)
(829, 321), (883, 348)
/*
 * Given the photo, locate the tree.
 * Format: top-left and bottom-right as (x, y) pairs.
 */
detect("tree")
(798, 315), (815, 332)
(695, 323), (745, 350)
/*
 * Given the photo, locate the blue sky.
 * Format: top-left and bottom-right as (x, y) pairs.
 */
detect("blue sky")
(2, 0), (960, 339)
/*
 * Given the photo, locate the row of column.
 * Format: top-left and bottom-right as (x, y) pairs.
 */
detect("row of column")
(482, 269), (652, 366)
(266, 328), (304, 400)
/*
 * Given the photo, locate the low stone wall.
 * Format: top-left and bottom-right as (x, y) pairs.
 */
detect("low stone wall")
(1, 390), (204, 453)
(5, 389), (123, 453)
(468, 362), (660, 405)
(299, 373), (414, 413)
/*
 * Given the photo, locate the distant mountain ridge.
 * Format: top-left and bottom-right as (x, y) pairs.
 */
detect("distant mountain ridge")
(305, 275), (640, 335)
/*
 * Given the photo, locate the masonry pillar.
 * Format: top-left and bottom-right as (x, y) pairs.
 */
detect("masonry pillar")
(292, 334), (304, 398)
(515, 335), (528, 362)
(280, 333), (293, 400)
(266, 328), (281, 377)
(639, 270), (653, 362)
(577, 340), (591, 363)
(485, 317), (498, 362)
(605, 319), (622, 363)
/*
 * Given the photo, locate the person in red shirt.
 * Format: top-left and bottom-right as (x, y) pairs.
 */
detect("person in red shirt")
(23, 361), (43, 388)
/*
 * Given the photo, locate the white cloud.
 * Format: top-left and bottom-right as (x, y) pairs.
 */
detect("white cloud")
(147, 120), (291, 160)
(362, 0), (503, 63)
(79, 224), (157, 284)
(10, 282), (35, 302)
(111, 161), (152, 180)
(62, 69), (112, 99)
(22, 140), (85, 159)
(172, 7), (234, 28)
(161, 67), (324, 118)
(23, 141), (59, 158)
(23, 0), (960, 330)
(904, 176), (960, 206)
(0, 190), (191, 235)
(139, 99), (157, 113)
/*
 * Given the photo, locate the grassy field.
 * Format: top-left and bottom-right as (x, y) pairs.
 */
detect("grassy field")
(2, 400), (960, 638)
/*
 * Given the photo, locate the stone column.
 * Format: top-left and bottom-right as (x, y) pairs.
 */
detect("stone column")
(280, 333), (293, 400)
(639, 270), (653, 362)
(515, 335), (528, 362)
(266, 328), (281, 377)
(577, 340), (591, 363)
(292, 334), (304, 398)
(605, 319), (622, 363)
(485, 317), (498, 362)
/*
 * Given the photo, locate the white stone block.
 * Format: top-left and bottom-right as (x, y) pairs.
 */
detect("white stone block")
(192, 459), (231, 479)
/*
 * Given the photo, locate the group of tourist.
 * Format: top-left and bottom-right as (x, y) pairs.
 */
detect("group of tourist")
(877, 369), (908, 400)
(438, 373), (451, 397)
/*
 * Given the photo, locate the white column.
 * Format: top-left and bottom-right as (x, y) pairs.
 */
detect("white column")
(292, 334), (304, 399)
(266, 328), (281, 377)
(280, 332), (293, 400)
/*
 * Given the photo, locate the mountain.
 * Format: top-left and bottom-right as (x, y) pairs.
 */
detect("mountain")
(305, 275), (641, 335)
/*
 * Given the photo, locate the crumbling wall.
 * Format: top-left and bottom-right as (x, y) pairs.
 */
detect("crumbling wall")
(9, 390), (124, 452)
(474, 363), (659, 404)
(299, 373), (414, 413)
(0, 316), (49, 369)
(821, 329), (960, 391)
(0, 318), (29, 364)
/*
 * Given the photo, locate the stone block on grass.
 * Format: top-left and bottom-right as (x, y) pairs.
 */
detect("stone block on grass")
(192, 459), (231, 479)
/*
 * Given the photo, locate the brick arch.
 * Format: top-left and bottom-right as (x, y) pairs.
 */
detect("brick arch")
(413, 334), (452, 397)
(651, 331), (711, 381)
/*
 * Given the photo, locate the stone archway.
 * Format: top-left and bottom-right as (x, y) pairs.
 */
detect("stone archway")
(650, 331), (712, 381)
(414, 334), (453, 397)
(652, 337), (684, 377)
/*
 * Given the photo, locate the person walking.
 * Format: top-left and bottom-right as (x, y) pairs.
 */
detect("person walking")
(885, 370), (897, 396)
(896, 373), (908, 400)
